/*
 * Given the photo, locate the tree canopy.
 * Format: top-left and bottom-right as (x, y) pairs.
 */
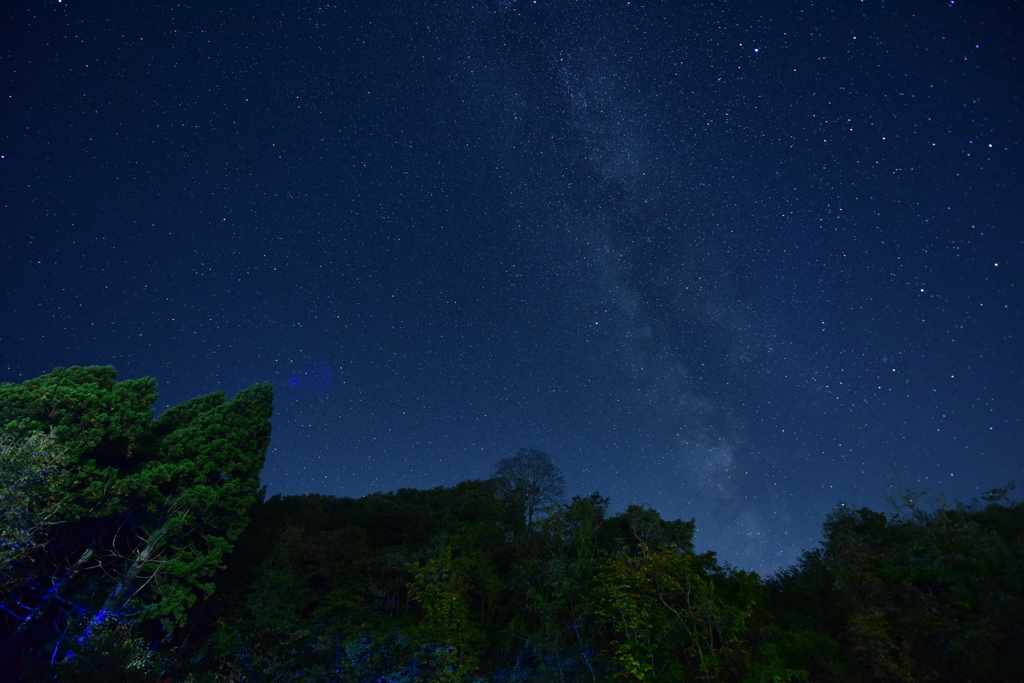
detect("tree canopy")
(493, 447), (566, 526)
(0, 367), (273, 679)
(2, 366), (1021, 682)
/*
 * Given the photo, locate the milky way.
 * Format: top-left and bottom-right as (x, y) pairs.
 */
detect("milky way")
(1, 0), (1020, 571)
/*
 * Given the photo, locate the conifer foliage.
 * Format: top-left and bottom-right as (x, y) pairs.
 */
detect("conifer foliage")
(0, 366), (273, 680)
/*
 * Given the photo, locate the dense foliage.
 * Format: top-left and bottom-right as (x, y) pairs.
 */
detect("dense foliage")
(1, 367), (1021, 682)
(0, 367), (273, 681)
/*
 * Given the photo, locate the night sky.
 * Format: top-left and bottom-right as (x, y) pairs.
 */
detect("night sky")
(2, 0), (1022, 572)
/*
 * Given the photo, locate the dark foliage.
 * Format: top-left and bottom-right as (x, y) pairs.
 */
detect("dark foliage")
(0, 367), (273, 682)
(3, 367), (1022, 682)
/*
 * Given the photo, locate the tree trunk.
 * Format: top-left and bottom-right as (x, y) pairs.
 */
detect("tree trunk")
(0, 545), (94, 681)
(96, 513), (181, 621)
(97, 537), (157, 619)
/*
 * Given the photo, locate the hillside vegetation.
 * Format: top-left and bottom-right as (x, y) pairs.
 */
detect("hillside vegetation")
(2, 367), (1021, 682)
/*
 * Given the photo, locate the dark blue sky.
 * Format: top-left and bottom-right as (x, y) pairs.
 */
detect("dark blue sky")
(2, 0), (1021, 571)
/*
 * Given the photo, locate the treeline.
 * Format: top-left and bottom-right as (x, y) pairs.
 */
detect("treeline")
(1, 368), (1021, 682)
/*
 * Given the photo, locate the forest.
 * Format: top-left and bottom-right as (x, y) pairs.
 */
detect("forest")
(1, 367), (1021, 682)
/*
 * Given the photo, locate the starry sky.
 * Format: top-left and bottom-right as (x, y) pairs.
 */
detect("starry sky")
(2, 0), (1021, 572)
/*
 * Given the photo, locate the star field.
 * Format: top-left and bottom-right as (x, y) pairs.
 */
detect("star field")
(1, 0), (1021, 571)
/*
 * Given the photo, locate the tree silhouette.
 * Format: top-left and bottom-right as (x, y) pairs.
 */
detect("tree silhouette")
(493, 448), (566, 526)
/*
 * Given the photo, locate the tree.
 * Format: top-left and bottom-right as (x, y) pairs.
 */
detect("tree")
(493, 448), (566, 526)
(764, 490), (1024, 683)
(814, 496), (1024, 682)
(0, 431), (71, 589)
(0, 367), (273, 679)
(97, 382), (274, 630)
(407, 542), (479, 682)
(594, 543), (756, 682)
(0, 365), (157, 470)
(0, 367), (158, 678)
